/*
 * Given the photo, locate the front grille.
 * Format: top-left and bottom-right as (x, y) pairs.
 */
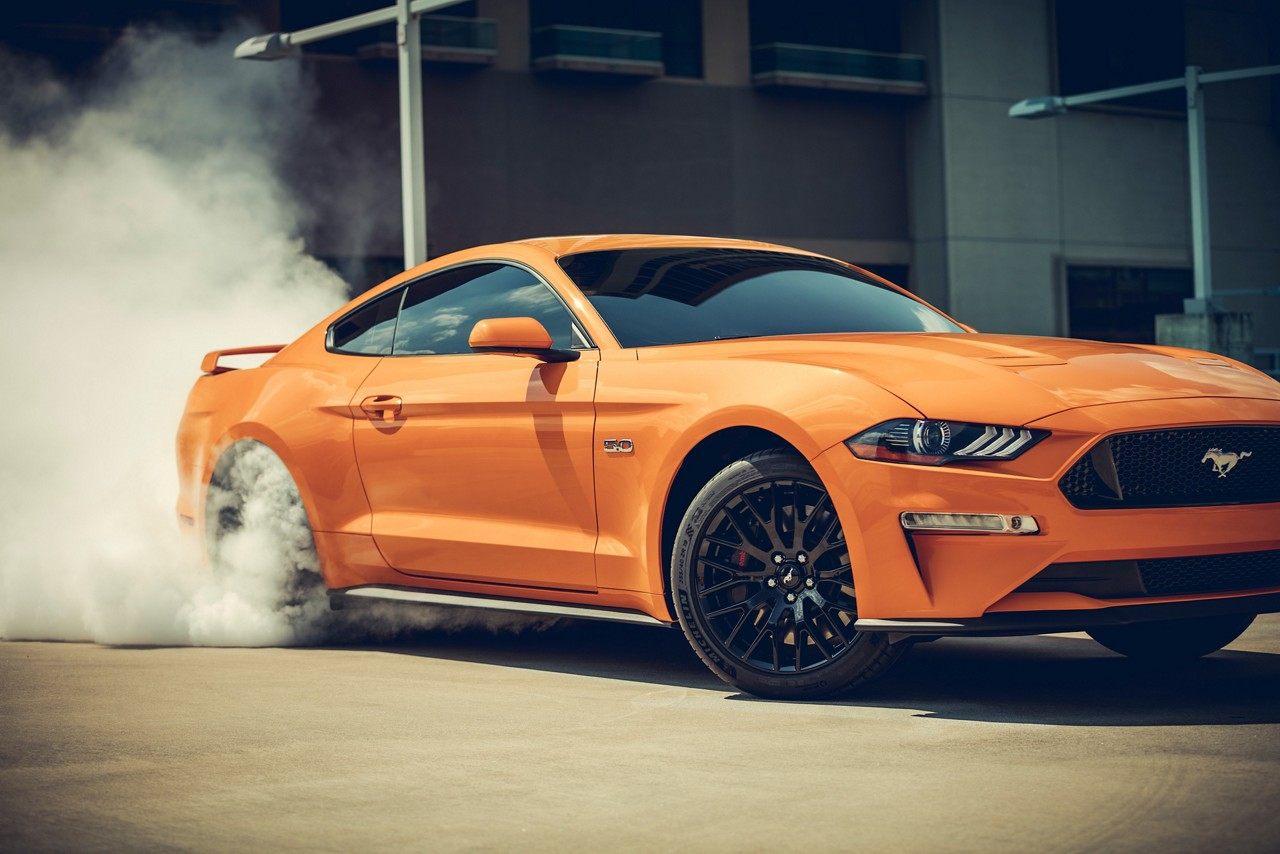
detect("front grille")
(1059, 425), (1280, 509)
(1017, 549), (1280, 598)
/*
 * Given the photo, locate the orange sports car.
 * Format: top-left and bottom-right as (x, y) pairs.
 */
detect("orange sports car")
(177, 235), (1280, 699)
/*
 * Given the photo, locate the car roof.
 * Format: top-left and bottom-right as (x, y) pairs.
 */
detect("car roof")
(512, 234), (822, 258)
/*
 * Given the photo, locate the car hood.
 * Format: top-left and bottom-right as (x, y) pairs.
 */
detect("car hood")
(665, 333), (1280, 425)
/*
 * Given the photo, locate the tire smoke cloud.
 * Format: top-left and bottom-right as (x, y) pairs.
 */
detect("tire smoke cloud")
(0, 28), (549, 645)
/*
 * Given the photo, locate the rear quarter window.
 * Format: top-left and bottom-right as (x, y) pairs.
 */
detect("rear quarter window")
(330, 291), (402, 355)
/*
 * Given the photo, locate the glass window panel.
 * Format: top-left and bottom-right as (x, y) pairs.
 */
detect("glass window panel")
(559, 248), (959, 348)
(393, 263), (577, 356)
(330, 290), (402, 355)
(1067, 265), (1193, 344)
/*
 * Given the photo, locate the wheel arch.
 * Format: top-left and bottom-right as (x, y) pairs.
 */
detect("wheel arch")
(657, 426), (805, 615)
(202, 424), (321, 545)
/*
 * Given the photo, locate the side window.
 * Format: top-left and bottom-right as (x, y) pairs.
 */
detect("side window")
(393, 263), (580, 356)
(330, 290), (402, 355)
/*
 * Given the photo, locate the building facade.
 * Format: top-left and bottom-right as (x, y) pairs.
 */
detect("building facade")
(5, 0), (1278, 366)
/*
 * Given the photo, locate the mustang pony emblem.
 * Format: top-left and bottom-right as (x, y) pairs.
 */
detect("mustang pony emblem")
(1201, 448), (1252, 478)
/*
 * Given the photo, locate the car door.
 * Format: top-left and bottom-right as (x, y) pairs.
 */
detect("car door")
(350, 261), (600, 591)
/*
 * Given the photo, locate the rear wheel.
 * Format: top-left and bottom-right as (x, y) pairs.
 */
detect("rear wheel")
(204, 440), (328, 622)
(1087, 613), (1255, 660)
(671, 449), (905, 699)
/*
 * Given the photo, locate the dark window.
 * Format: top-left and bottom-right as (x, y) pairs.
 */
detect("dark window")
(749, 0), (902, 53)
(530, 0), (703, 78)
(331, 290), (402, 355)
(1067, 265), (1193, 344)
(559, 248), (961, 348)
(393, 263), (578, 355)
(1055, 0), (1186, 111)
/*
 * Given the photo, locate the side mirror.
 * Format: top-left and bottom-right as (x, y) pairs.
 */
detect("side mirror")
(468, 317), (580, 363)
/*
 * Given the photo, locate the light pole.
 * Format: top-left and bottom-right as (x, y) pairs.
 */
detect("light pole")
(1010, 63), (1280, 314)
(235, 0), (465, 269)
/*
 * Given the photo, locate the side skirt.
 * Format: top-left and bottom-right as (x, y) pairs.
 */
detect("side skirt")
(330, 584), (675, 628)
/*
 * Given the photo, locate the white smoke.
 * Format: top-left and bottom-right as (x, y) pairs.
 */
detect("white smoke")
(0, 28), (550, 645)
(198, 440), (333, 645)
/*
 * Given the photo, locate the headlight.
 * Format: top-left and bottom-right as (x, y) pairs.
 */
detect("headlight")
(845, 419), (1048, 465)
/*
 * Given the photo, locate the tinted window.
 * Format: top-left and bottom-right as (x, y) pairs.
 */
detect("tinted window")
(559, 249), (960, 348)
(1068, 265), (1192, 344)
(330, 290), (401, 355)
(393, 263), (578, 356)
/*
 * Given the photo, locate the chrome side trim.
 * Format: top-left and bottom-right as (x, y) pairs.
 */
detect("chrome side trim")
(855, 618), (968, 631)
(335, 585), (673, 627)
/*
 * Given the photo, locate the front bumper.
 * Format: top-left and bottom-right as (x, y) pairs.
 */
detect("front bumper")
(811, 396), (1280, 624)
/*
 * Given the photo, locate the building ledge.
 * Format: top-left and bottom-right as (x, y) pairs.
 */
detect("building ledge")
(531, 25), (664, 78)
(751, 43), (927, 97)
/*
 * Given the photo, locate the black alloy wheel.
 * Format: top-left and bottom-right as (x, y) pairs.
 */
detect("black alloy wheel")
(672, 449), (905, 699)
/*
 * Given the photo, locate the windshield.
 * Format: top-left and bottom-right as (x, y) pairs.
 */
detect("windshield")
(558, 248), (963, 347)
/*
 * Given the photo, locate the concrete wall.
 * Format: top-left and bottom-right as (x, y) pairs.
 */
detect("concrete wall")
(903, 0), (1063, 328)
(298, 0), (912, 276)
(905, 0), (1278, 350)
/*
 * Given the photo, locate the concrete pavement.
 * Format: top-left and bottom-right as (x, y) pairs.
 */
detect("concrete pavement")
(3, 614), (1280, 851)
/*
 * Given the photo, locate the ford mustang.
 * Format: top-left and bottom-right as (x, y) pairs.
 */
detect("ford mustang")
(177, 235), (1280, 699)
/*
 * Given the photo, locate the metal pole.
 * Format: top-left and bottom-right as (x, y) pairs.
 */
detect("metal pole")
(398, 0), (428, 267)
(1185, 65), (1213, 311)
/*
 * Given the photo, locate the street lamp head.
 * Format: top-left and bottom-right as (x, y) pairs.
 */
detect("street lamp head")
(1008, 96), (1068, 119)
(233, 32), (295, 61)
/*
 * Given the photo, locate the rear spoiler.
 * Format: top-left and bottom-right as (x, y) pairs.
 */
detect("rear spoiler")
(201, 344), (286, 375)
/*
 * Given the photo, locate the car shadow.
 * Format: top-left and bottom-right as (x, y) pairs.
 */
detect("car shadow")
(779, 634), (1280, 726)
(351, 617), (1280, 727)
(338, 618), (721, 690)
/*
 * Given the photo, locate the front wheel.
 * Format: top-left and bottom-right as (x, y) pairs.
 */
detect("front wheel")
(671, 449), (905, 700)
(1087, 613), (1255, 661)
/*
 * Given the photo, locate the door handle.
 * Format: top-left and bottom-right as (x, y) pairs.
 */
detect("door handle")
(360, 395), (402, 421)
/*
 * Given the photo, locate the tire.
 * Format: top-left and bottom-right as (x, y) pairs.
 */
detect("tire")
(204, 440), (327, 619)
(1087, 613), (1256, 661)
(671, 448), (906, 699)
